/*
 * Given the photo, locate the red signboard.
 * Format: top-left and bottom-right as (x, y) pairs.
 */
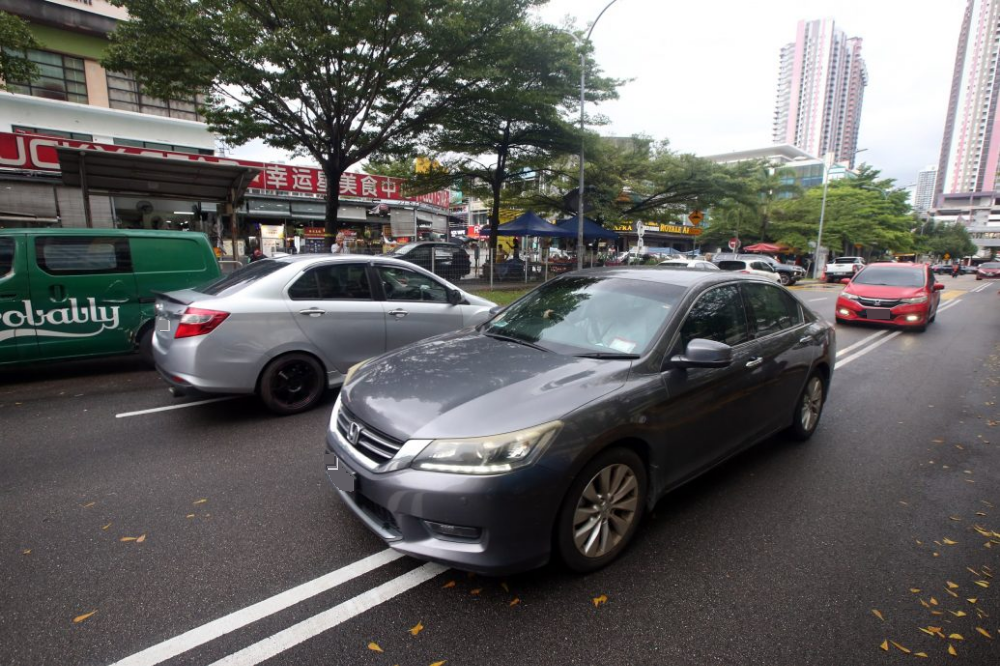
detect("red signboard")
(0, 131), (451, 209)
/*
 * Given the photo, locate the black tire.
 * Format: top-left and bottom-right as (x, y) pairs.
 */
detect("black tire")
(779, 273), (791, 286)
(258, 353), (326, 415)
(137, 325), (154, 368)
(787, 373), (825, 442)
(556, 448), (647, 573)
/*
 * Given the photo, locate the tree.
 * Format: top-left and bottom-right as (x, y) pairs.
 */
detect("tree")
(0, 11), (40, 89)
(918, 221), (977, 259)
(105, 0), (538, 237)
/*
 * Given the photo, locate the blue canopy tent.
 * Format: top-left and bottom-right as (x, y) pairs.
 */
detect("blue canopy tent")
(554, 217), (618, 241)
(478, 212), (575, 284)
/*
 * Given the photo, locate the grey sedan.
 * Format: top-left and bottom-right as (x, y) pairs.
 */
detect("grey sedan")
(326, 268), (835, 574)
(154, 255), (495, 414)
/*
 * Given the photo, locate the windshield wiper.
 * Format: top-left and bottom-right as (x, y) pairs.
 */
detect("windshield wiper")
(483, 331), (550, 352)
(575, 352), (640, 359)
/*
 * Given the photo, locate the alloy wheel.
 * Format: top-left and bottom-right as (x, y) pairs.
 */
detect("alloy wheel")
(270, 360), (320, 410)
(572, 463), (639, 558)
(800, 376), (824, 433)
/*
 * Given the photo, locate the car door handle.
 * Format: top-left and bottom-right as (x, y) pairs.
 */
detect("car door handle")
(298, 308), (326, 317)
(387, 309), (409, 318)
(745, 357), (763, 369)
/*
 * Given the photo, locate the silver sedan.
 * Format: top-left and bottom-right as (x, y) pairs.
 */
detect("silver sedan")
(153, 255), (496, 414)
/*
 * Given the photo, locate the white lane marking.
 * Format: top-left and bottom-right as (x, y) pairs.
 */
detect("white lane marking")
(208, 562), (448, 666)
(937, 299), (962, 314)
(115, 396), (240, 419)
(972, 282), (992, 293)
(837, 331), (903, 368)
(107, 550), (404, 666)
(836, 330), (888, 358)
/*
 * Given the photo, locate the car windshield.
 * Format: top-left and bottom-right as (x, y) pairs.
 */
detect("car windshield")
(981, 262), (1000, 269)
(198, 259), (287, 297)
(852, 266), (925, 287)
(482, 276), (684, 356)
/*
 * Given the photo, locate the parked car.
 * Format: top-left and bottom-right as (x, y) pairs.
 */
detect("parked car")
(930, 264), (952, 275)
(715, 258), (781, 282)
(325, 269), (835, 574)
(658, 259), (720, 271)
(712, 253), (802, 285)
(975, 262), (1000, 280)
(824, 256), (866, 283)
(154, 255), (495, 415)
(835, 262), (942, 332)
(384, 241), (471, 281)
(0, 228), (219, 367)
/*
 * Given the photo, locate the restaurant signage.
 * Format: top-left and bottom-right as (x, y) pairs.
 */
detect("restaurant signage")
(611, 221), (703, 236)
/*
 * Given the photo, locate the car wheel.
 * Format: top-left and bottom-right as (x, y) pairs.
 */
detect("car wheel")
(787, 373), (825, 442)
(779, 273), (791, 286)
(259, 353), (326, 415)
(138, 325), (154, 368)
(556, 448), (647, 573)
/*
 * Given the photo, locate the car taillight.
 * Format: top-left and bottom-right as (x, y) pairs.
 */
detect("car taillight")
(740, 270), (751, 274)
(174, 307), (230, 339)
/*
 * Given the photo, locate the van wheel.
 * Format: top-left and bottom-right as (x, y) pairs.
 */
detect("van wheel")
(259, 353), (326, 415)
(787, 373), (825, 442)
(556, 448), (647, 573)
(138, 326), (154, 368)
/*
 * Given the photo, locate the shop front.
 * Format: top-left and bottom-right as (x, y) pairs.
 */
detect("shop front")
(611, 221), (703, 253)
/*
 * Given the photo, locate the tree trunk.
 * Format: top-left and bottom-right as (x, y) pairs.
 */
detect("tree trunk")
(323, 163), (344, 248)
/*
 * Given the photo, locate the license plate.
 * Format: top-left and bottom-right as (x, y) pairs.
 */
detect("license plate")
(866, 308), (892, 321)
(325, 453), (356, 493)
(156, 315), (171, 332)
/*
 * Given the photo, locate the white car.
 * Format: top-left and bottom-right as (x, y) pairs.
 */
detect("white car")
(715, 258), (781, 282)
(658, 259), (720, 271)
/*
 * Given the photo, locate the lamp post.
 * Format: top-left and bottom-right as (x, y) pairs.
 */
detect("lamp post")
(812, 148), (866, 279)
(570, 0), (620, 271)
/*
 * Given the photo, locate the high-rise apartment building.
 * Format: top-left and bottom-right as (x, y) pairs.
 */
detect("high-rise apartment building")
(772, 19), (868, 168)
(913, 166), (938, 212)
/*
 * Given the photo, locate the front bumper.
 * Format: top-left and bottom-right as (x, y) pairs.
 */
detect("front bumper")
(834, 298), (930, 328)
(324, 428), (561, 575)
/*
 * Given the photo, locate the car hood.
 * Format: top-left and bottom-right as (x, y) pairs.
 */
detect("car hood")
(843, 284), (923, 299)
(342, 332), (630, 441)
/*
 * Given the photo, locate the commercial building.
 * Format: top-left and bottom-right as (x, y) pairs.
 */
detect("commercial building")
(703, 144), (855, 192)
(913, 166), (937, 212)
(772, 19), (868, 169)
(931, 0), (1000, 257)
(0, 0), (450, 256)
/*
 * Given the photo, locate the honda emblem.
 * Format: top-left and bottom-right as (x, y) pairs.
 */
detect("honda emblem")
(348, 422), (361, 445)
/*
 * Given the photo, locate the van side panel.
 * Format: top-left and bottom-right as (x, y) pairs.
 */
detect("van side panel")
(0, 234), (35, 365)
(129, 234), (221, 334)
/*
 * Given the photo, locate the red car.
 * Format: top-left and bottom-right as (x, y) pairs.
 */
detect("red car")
(835, 262), (943, 332)
(976, 261), (1000, 280)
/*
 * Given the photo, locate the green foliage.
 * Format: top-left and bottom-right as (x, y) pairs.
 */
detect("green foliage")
(0, 11), (40, 89)
(106, 0), (539, 231)
(916, 220), (978, 259)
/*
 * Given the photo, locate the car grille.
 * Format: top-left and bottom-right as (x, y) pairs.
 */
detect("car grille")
(355, 492), (401, 535)
(858, 297), (901, 308)
(336, 407), (405, 464)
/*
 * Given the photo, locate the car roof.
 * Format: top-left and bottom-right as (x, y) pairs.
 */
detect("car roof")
(865, 262), (923, 269)
(575, 266), (770, 288)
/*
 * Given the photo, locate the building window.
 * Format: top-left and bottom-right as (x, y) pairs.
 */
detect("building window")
(112, 138), (214, 155)
(12, 126), (93, 141)
(4, 49), (88, 104)
(106, 71), (204, 122)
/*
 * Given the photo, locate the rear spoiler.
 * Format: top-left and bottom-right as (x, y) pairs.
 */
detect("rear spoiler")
(151, 290), (198, 306)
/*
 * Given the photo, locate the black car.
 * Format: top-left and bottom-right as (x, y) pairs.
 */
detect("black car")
(385, 241), (471, 281)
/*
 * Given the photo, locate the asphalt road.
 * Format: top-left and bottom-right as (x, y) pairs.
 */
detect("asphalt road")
(2, 275), (999, 666)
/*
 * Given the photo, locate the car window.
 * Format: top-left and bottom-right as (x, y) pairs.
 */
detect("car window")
(288, 263), (372, 300)
(199, 259), (286, 296)
(34, 236), (132, 275)
(377, 265), (448, 302)
(0, 238), (14, 277)
(716, 260), (746, 271)
(743, 283), (803, 338)
(677, 284), (749, 349)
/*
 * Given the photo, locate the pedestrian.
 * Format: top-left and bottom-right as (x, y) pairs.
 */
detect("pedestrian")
(249, 248), (265, 262)
(330, 232), (348, 254)
(952, 262), (961, 278)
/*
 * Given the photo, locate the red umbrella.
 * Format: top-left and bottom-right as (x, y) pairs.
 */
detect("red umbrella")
(742, 242), (785, 253)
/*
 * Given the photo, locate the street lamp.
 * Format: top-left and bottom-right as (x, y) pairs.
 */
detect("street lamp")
(812, 148), (867, 279)
(569, 0), (621, 271)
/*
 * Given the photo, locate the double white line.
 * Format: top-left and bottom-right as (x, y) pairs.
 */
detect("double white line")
(971, 281), (996, 293)
(108, 550), (446, 666)
(835, 298), (963, 368)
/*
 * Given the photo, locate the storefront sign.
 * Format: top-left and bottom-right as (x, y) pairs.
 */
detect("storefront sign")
(0, 131), (450, 209)
(611, 222), (703, 236)
(303, 227), (330, 238)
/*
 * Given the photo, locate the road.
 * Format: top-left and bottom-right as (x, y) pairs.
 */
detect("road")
(1, 276), (998, 666)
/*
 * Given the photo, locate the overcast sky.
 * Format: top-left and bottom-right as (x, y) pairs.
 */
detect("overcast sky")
(231, 0), (961, 188)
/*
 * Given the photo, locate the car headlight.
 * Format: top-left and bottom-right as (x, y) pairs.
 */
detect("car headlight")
(840, 292), (860, 301)
(901, 294), (928, 304)
(410, 421), (563, 474)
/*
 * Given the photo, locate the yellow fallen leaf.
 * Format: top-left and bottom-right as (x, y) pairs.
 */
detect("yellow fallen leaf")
(919, 598), (930, 608)
(890, 641), (911, 654)
(945, 589), (959, 598)
(930, 597), (938, 606)
(136, 534), (146, 544)
(73, 610), (97, 623)
(956, 445), (964, 450)
(442, 581), (456, 589)
(501, 582), (509, 593)
(82, 502), (96, 509)
(871, 609), (884, 621)
(943, 538), (958, 545)
(932, 438), (944, 443)
(509, 598), (520, 607)
(879, 640), (889, 651)
(918, 627), (936, 636)
(429, 661), (447, 666)
(950, 516), (962, 521)
(946, 581), (959, 589)
(976, 627), (993, 639)
(976, 512), (987, 516)
(948, 644), (957, 656)
(949, 633), (964, 640)
(470, 588), (482, 595)
(930, 610), (944, 616)
(120, 537), (137, 542)
(968, 567), (982, 576)
(974, 580), (989, 588)
(193, 499), (208, 505)
(22, 549), (30, 555)
(967, 598), (977, 604)
(367, 642), (383, 653)
(950, 611), (967, 617)
(592, 594), (608, 607)
(409, 621), (424, 636)
(910, 588), (921, 593)
(186, 514), (195, 519)
(900, 501), (909, 506)
(101, 523), (111, 530)
(914, 652), (928, 658)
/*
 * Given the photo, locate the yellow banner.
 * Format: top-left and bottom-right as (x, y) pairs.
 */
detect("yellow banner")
(611, 222), (703, 236)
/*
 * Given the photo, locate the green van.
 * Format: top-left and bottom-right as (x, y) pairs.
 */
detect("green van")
(0, 229), (220, 367)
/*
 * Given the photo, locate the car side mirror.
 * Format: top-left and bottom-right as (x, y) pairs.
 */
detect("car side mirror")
(667, 338), (733, 370)
(448, 288), (464, 305)
(839, 278), (851, 285)
(933, 283), (945, 291)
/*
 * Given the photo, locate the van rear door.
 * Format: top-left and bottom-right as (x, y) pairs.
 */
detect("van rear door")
(26, 234), (140, 361)
(0, 235), (34, 364)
